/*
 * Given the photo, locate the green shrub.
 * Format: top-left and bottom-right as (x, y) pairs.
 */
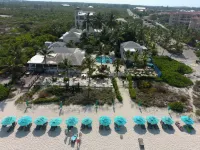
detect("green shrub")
(195, 50), (200, 58)
(46, 86), (66, 96)
(63, 77), (69, 82)
(52, 77), (57, 82)
(33, 97), (59, 104)
(91, 74), (108, 79)
(168, 101), (184, 112)
(127, 75), (136, 99)
(195, 109), (200, 116)
(0, 84), (9, 101)
(112, 78), (123, 102)
(153, 56), (193, 87)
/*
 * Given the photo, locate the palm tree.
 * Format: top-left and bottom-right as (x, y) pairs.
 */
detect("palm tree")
(125, 50), (132, 61)
(133, 51), (140, 66)
(93, 12), (104, 29)
(97, 42), (105, 65)
(0, 44), (26, 81)
(82, 55), (96, 98)
(113, 58), (122, 76)
(38, 47), (54, 68)
(106, 12), (117, 29)
(83, 13), (93, 32)
(58, 58), (71, 77)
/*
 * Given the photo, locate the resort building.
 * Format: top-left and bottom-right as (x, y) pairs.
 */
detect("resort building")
(120, 41), (147, 60)
(27, 46), (85, 73)
(135, 7), (146, 12)
(59, 28), (82, 44)
(169, 12), (200, 30)
(75, 7), (94, 28)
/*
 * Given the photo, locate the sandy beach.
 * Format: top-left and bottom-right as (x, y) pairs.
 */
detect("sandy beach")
(0, 79), (200, 150)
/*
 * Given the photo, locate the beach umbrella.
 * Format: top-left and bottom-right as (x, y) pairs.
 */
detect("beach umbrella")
(1, 116), (16, 126)
(82, 117), (92, 126)
(18, 116), (32, 126)
(114, 116), (127, 126)
(181, 116), (194, 125)
(99, 116), (111, 126)
(146, 116), (159, 125)
(161, 116), (174, 125)
(133, 116), (146, 125)
(49, 118), (62, 127)
(34, 116), (48, 125)
(65, 116), (78, 127)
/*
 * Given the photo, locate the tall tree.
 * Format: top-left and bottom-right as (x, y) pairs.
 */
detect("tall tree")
(82, 55), (96, 98)
(93, 12), (104, 29)
(106, 12), (117, 29)
(113, 58), (122, 76)
(58, 58), (71, 77)
(38, 47), (54, 67)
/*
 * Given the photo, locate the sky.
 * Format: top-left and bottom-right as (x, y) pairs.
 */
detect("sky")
(29, 0), (200, 7)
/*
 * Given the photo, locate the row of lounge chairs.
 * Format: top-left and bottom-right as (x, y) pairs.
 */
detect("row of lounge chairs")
(99, 125), (110, 130)
(18, 123), (32, 131)
(81, 124), (92, 130)
(147, 122), (159, 130)
(35, 122), (48, 131)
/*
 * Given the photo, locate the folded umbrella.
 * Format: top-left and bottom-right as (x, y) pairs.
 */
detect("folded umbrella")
(146, 116), (159, 125)
(49, 118), (62, 126)
(18, 116), (32, 126)
(133, 116), (146, 125)
(1, 116), (16, 126)
(82, 117), (92, 126)
(66, 116), (78, 127)
(161, 116), (174, 125)
(181, 116), (194, 125)
(34, 116), (48, 125)
(99, 116), (111, 126)
(114, 116), (127, 126)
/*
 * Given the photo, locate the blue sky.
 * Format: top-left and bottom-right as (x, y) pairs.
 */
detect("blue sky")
(30, 0), (200, 7)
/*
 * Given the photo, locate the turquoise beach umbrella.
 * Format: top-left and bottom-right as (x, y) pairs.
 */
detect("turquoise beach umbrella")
(49, 118), (62, 126)
(133, 116), (146, 125)
(114, 116), (127, 126)
(82, 117), (92, 126)
(161, 116), (174, 125)
(181, 116), (194, 125)
(66, 116), (78, 127)
(34, 116), (48, 125)
(99, 116), (111, 126)
(1, 116), (16, 126)
(18, 116), (32, 126)
(146, 116), (159, 125)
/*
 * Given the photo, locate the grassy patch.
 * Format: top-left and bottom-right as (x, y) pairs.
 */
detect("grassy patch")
(112, 78), (123, 102)
(33, 87), (115, 106)
(153, 56), (193, 87)
(136, 82), (189, 108)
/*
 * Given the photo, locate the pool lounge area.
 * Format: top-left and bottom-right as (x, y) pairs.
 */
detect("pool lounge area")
(96, 56), (112, 64)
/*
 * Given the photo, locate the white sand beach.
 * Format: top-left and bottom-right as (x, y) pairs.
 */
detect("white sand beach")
(0, 79), (200, 150)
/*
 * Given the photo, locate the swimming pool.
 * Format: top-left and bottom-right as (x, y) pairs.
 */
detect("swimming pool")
(96, 56), (112, 64)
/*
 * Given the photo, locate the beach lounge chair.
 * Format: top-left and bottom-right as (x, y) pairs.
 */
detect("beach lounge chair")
(175, 121), (183, 131)
(87, 124), (92, 129)
(147, 122), (153, 129)
(81, 124), (85, 130)
(141, 125), (146, 129)
(71, 134), (78, 143)
(105, 125), (110, 130)
(154, 124), (159, 130)
(138, 138), (144, 149)
(99, 125), (103, 130)
(50, 126), (56, 131)
(18, 126), (24, 131)
(25, 123), (32, 131)
(7, 122), (17, 133)
(35, 125), (42, 130)
(42, 122), (48, 130)
(2, 125), (7, 128)
(167, 124), (173, 130)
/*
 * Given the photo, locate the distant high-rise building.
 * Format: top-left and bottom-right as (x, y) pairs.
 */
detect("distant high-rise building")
(169, 12), (200, 30)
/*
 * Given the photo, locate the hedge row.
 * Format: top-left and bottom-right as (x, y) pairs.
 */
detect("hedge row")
(153, 56), (193, 87)
(127, 75), (136, 99)
(111, 78), (123, 102)
(0, 84), (9, 101)
(33, 97), (59, 104)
